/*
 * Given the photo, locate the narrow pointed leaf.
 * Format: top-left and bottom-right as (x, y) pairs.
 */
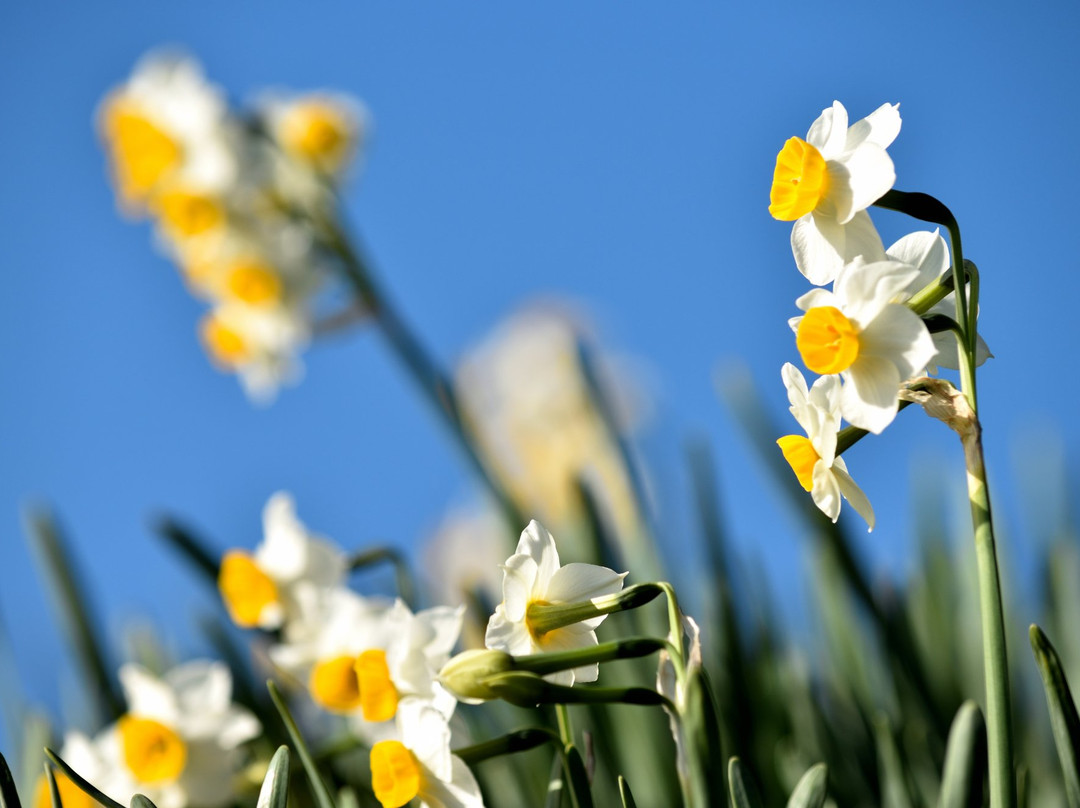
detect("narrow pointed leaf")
(617, 776), (637, 808)
(267, 682), (335, 808)
(1030, 624), (1080, 807)
(562, 745), (594, 808)
(683, 670), (726, 808)
(786, 763), (828, 808)
(939, 701), (986, 808)
(257, 746), (291, 808)
(874, 715), (914, 808)
(543, 753), (565, 808)
(25, 509), (124, 723)
(728, 757), (763, 808)
(130, 796), (157, 808)
(152, 515), (221, 585)
(44, 749), (124, 808)
(0, 752), (22, 808)
(43, 765), (61, 808)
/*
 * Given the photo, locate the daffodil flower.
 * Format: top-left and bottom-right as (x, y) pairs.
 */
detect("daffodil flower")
(61, 662), (260, 808)
(776, 363), (874, 529)
(260, 92), (368, 178)
(368, 701), (483, 808)
(770, 101), (900, 285)
(790, 258), (936, 434)
(484, 520), (627, 686)
(98, 53), (237, 212)
(270, 587), (463, 736)
(218, 492), (345, 629)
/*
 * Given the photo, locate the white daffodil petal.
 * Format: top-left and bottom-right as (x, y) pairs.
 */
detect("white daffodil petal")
(119, 664), (178, 723)
(888, 230), (948, 292)
(836, 144), (895, 223)
(499, 555), (537, 623)
(484, 610), (534, 657)
(860, 304), (937, 380)
(846, 102), (901, 151)
(517, 520), (561, 591)
(169, 660), (232, 717)
(809, 461), (842, 522)
(544, 563), (627, 606)
(836, 260), (919, 327)
(806, 101), (848, 157)
(792, 210), (885, 285)
(540, 623), (601, 684)
(842, 356), (902, 434)
(833, 457), (875, 531)
(793, 286), (837, 313)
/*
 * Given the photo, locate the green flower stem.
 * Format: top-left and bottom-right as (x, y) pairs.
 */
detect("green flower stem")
(876, 189), (1014, 808)
(525, 583), (662, 636)
(453, 728), (561, 765)
(486, 672), (671, 709)
(516, 637), (667, 676)
(556, 703), (574, 747)
(347, 546), (416, 610)
(317, 214), (526, 531)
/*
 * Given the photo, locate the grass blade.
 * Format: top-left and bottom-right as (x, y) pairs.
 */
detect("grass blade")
(617, 776), (637, 808)
(939, 701), (986, 808)
(130, 796), (157, 808)
(1030, 624), (1080, 807)
(786, 763), (828, 808)
(728, 757), (763, 808)
(257, 746), (291, 808)
(267, 681), (335, 808)
(0, 751), (22, 808)
(25, 508), (124, 723)
(44, 749), (124, 808)
(151, 515), (221, 586)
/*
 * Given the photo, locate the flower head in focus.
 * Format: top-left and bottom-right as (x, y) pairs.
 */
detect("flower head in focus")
(484, 520), (626, 686)
(98, 53), (236, 212)
(218, 492), (346, 629)
(776, 363), (874, 530)
(368, 702), (483, 808)
(770, 101), (900, 284)
(790, 258), (936, 434)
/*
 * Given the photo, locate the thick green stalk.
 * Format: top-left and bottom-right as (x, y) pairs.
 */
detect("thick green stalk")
(876, 189), (1013, 807)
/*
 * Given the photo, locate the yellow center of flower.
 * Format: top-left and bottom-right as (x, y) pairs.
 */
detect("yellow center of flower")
(769, 137), (830, 221)
(776, 435), (820, 492)
(310, 655), (364, 713)
(796, 306), (860, 375)
(355, 649), (400, 723)
(223, 260), (283, 306)
(370, 740), (421, 808)
(154, 190), (225, 238)
(103, 101), (183, 204)
(280, 102), (351, 169)
(118, 716), (187, 784)
(34, 772), (96, 808)
(200, 313), (252, 367)
(218, 550), (279, 627)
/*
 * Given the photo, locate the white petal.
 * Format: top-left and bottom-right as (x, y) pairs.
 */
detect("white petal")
(402, 703), (453, 780)
(842, 356), (902, 434)
(781, 362), (809, 410)
(119, 664), (179, 724)
(836, 260), (919, 327)
(499, 554), (537, 623)
(835, 143), (895, 223)
(540, 623), (600, 684)
(484, 609), (535, 656)
(168, 660), (232, 716)
(257, 492), (308, 580)
(419, 756), (486, 808)
(792, 211), (885, 285)
(806, 101), (848, 157)
(793, 286), (837, 313)
(887, 230), (948, 294)
(860, 304), (937, 380)
(845, 102), (901, 151)
(832, 457), (875, 531)
(516, 520), (560, 591)
(544, 563), (626, 605)
(215, 707), (262, 748)
(809, 462), (842, 522)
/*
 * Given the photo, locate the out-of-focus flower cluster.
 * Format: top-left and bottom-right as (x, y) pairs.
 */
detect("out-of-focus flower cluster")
(98, 53), (367, 402)
(769, 101), (991, 530)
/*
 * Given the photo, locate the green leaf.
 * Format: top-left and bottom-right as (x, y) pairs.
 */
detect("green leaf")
(43, 765), (61, 808)
(44, 749), (125, 808)
(25, 508), (124, 723)
(257, 746), (291, 808)
(562, 745), (595, 808)
(130, 796), (158, 808)
(617, 776), (637, 808)
(786, 763), (827, 808)
(266, 682), (335, 808)
(682, 670), (726, 808)
(939, 701), (986, 808)
(0, 751), (22, 808)
(151, 515), (221, 586)
(874, 715), (914, 808)
(1030, 624), (1080, 808)
(728, 757), (763, 808)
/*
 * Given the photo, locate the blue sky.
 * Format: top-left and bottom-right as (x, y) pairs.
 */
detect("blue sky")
(2, 2), (1079, 751)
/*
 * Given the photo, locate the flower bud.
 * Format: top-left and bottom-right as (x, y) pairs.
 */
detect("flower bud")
(438, 649), (516, 703)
